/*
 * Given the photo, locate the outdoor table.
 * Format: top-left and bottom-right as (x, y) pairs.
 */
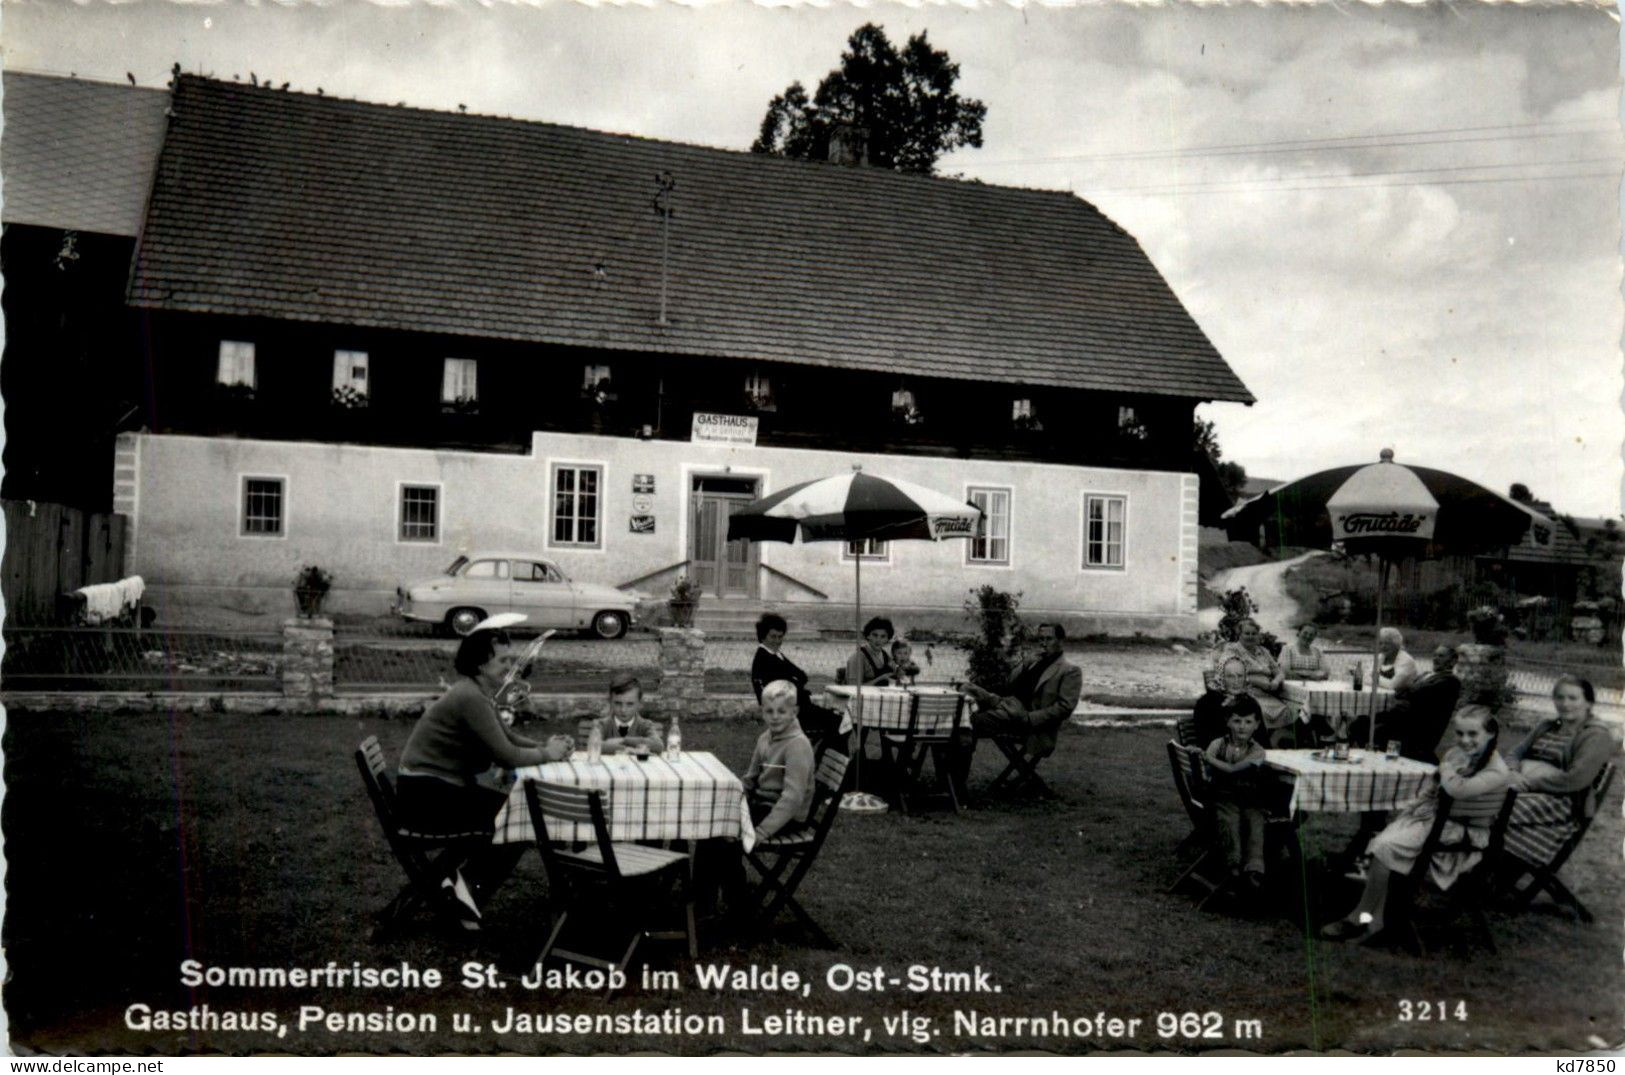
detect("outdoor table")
(492, 750), (750, 846)
(1282, 681), (1395, 728)
(822, 684), (971, 734)
(1264, 748), (1435, 816)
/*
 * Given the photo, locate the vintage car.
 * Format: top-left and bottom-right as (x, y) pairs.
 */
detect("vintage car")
(394, 552), (637, 638)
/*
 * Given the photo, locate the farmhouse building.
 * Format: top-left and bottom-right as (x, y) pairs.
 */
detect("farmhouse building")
(5, 72), (1253, 633)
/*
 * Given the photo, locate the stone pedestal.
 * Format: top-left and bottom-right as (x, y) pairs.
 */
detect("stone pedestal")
(1456, 643), (1509, 709)
(656, 627), (711, 717)
(282, 617), (335, 702)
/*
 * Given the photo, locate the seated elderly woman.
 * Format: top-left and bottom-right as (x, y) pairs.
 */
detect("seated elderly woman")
(1376, 627), (1420, 693)
(1320, 706), (1509, 945)
(1277, 623), (1330, 681)
(1209, 618), (1290, 744)
(396, 624), (574, 928)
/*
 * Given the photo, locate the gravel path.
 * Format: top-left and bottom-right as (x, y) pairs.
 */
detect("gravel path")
(1198, 549), (1328, 636)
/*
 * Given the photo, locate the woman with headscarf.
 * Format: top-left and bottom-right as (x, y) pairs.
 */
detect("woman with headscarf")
(1211, 618), (1290, 742)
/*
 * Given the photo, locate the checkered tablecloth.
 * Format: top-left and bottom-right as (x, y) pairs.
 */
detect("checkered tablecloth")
(1264, 748), (1435, 814)
(492, 751), (747, 845)
(1282, 682), (1395, 726)
(822, 685), (969, 734)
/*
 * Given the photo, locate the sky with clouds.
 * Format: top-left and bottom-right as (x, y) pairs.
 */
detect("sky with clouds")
(5, 0), (1622, 516)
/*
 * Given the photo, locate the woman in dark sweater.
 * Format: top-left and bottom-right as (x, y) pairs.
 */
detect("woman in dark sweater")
(396, 626), (573, 924)
(750, 612), (848, 755)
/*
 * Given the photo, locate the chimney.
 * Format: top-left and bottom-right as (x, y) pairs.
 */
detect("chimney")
(827, 123), (870, 167)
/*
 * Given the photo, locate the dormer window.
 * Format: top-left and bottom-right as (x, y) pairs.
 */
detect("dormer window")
(745, 371), (775, 411)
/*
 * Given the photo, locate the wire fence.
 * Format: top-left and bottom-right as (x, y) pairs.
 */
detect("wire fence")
(1, 626), (283, 692)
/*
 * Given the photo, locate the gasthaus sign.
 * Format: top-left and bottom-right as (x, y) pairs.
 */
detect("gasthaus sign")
(691, 412), (759, 446)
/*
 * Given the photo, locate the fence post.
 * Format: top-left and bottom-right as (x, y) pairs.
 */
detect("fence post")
(282, 617), (335, 703)
(656, 627), (707, 717)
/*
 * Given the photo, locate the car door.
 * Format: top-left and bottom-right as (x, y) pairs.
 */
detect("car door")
(457, 558), (514, 617)
(513, 559), (576, 628)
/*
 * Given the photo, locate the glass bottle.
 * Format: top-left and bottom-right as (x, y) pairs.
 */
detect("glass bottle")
(666, 715), (682, 759)
(587, 721), (603, 763)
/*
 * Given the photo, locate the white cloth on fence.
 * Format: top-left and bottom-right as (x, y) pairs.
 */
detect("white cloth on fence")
(75, 575), (144, 624)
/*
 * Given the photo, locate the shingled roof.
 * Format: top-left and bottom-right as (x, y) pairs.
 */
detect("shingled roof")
(129, 76), (1253, 403)
(2, 72), (170, 236)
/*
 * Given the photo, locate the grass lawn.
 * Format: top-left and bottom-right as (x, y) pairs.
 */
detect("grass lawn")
(4, 709), (1619, 1055)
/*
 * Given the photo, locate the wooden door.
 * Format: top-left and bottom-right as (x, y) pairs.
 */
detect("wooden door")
(688, 477), (760, 598)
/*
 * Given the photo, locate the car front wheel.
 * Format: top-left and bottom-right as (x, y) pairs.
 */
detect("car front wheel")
(591, 610), (628, 640)
(448, 607), (487, 637)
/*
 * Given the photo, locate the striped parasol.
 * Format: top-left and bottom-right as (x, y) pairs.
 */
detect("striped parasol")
(727, 468), (982, 814)
(1224, 449), (1538, 748)
(726, 471), (982, 546)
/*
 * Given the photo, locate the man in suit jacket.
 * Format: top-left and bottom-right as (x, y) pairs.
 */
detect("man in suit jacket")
(1353, 644), (1462, 762)
(591, 673), (664, 753)
(953, 623), (1083, 786)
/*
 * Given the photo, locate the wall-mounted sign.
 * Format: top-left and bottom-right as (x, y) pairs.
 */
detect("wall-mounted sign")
(633, 496), (652, 513)
(633, 474), (656, 494)
(691, 412), (758, 446)
(629, 514), (656, 534)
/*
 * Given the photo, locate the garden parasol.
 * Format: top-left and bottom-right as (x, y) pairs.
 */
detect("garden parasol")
(1222, 448), (1536, 748)
(727, 466), (983, 811)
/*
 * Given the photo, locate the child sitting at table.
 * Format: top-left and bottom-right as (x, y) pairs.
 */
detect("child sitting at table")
(589, 673), (664, 753)
(890, 638), (923, 686)
(1203, 696), (1270, 892)
(742, 680), (817, 840)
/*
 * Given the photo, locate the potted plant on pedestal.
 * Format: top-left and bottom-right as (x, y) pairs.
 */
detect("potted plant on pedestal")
(1459, 604), (1511, 707)
(294, 564), (333, 617)
(667, 575), (698, 628)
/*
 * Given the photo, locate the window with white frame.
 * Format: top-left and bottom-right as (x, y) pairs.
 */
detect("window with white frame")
(333, 350), (369, 395)
(241, 477), (284, 536)
(551, 464), (602, 547)
(583, 364), (613, 391)
(968, 487), (1011, 565)
(218, 340), (256, 387)
(399, 485), (439, 542)
(1083, 494), (1126, 569)
(1012, 399), (1033, 421)
(745, 371), (775, 411)
(441, 357), (478, 404)
(843, 538), (890, 562)
(1117, 405), (1147, 440)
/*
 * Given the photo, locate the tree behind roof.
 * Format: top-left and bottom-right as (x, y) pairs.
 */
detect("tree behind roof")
(750, 23), (987, 175)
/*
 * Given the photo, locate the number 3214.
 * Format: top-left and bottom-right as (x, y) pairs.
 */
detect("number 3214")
(1398, 1000), (1467, 1022)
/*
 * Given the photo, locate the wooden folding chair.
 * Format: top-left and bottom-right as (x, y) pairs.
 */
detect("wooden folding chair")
(1165, 742), (1227, 909)
(985, 734), (1056, 797)
(1503, 761), (1614, 923)
(522, 780), (695, 985)
(354, 736), (484, 939)
(878, 691), (968, 814)
(1389, 786), (1518, 956)
(744, 750), (851, 947)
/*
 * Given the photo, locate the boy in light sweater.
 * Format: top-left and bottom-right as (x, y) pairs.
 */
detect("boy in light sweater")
(742, 680), (817, 840)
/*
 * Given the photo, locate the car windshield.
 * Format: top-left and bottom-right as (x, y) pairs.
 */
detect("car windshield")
(444, 556), (468, 576)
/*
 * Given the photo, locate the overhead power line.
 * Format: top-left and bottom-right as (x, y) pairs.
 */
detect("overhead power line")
(966, 118), (1621, 168)
(1086, 169), (1622, 198)
(1083, 155), (1625, 195)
